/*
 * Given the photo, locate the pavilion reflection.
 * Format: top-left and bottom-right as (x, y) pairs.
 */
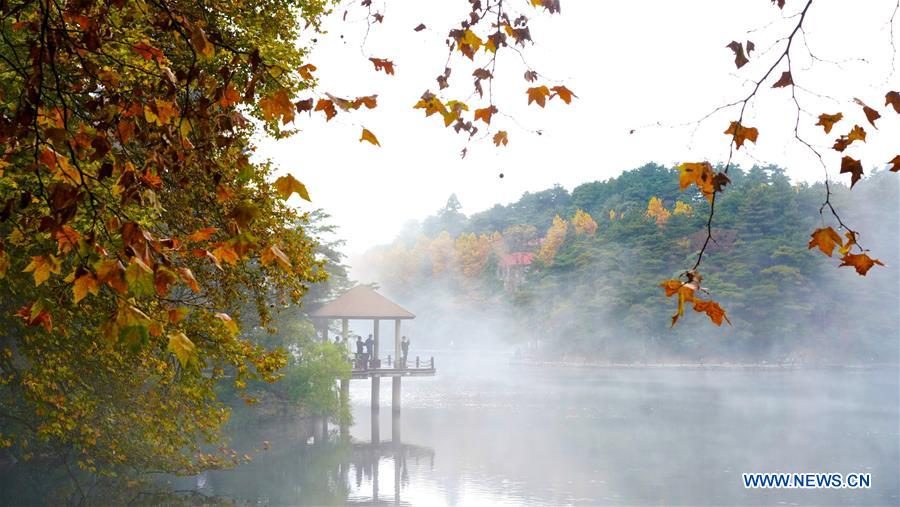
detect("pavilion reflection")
(337, 411), (435, 505)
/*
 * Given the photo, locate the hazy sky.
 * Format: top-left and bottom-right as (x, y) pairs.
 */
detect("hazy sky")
(256, 1), (899, 256)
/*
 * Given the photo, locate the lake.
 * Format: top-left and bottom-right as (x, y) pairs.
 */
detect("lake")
(182, 350), (900, 506)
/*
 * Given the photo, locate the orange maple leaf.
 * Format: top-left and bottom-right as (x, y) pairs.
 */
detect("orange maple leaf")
(550, 86), (577, 104)
(853, 98), (880, 128)
(839, 253), (884, 276)
(359, 128), (380, 146)
(807, 227), (843, 257)
(369, 58), (395, 75)
(815, 112), (843, 134)
(526, 86), (550, 107)
(493, 131), (508, 147)
(473, 106), (497, 125)
(314, 99), (337, 121)
(724, 121), (758, 149)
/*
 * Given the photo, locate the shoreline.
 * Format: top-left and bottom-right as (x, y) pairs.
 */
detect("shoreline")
(510, 358), (899, 370)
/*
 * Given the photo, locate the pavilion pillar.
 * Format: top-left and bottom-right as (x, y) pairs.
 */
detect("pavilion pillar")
(373, 319), (380, 360)
(392, 376), (401, 414)
(340, 318), (350, 432)
(394, 319), (401, 366)
(371, 319), (380, 412)
(321, 319), (329, 342)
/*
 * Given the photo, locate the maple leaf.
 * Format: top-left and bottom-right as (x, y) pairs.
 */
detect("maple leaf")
(677, 162), (715, 201)
(15, 301), (52, 332)
(458, 29), (483, 58)
(493, 131), (508, 147)
(167, 332), (196, 367)
(260, 245), (291, 270)
(772, 0), (785, 8)
(23, 255), (61, 286)
(772, 71), (793, 88)
(154, 266), (179, 297)
(474, 106), (497, 124)
(55, 226), (80, 254)
(314, 99), (337, 121)
(215, 313), (239, 336)
(298, 63), (317, 81)
(526, 86), (550, 107)
(833, 125), (866, 152)
(807, 227), (843, 256)
(724, 121), (758, 149)
(352, 95), (378, 109)
(815, 112), (843, 134)
(726, 41), (749, 69)
(219, 83), (241, 108)
(95, 259), (127, 294)
(178, 267), (201, 293)
(853, 98), (880, 128)
(359, 128), (380, 146)
(369, 58), (395, 75)
(414, 23), (426, 32)
(187, 227), (217, 242)
(839, 253), (884, 276)
(886, 91), (900, 114)
(212, 244), (241, 266)
(524, 70), (538, 82)
(273, 174), (311, 201)
(660, 279), (695, 326)
(259, 89), (295, 124)
(189, 25), (215, 59)
(73, 273), (99, 304)
(889, 155), (900, 172)
(692, 299), (732, 326)
(550, 86), (577, 104)
(839, 156), (864, 188)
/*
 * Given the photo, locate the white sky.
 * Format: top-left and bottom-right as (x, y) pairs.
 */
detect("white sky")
(256, 0), (899, 257)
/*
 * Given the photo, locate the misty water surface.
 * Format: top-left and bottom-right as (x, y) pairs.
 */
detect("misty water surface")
(184, 350), (899, 506)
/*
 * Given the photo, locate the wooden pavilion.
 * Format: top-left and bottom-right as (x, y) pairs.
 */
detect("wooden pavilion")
(310, 285), (435, 418)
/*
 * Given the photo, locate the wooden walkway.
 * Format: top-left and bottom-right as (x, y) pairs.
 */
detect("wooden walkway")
(350, 356), (436, 379)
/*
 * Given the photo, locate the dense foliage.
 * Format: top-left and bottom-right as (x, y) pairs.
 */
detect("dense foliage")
(0, 0), (333, 482)
(362, 164), (899, 363)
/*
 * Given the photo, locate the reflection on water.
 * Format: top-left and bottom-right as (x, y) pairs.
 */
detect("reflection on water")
(179, 351), (899, 506)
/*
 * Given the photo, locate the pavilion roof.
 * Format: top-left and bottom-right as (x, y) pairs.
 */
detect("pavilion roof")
(309, 285), (415, 320)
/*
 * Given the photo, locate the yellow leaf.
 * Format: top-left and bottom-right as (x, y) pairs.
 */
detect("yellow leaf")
(23, 255), (62, 286)
(260, 245), (292, 270)
(73, 273), (99, 304)
(0, 250), (9, 278)
(359, 128), (380, 146)
(215, 313), (239, 337)
(677, 162), (715, 202)
(272, 174), (311, 201)
(167, 332), (195, 366)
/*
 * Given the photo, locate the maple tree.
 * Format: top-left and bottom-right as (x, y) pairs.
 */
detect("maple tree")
(0, 0), (332, 482)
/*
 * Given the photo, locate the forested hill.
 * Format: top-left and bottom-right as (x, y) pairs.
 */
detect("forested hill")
(359, 164), (899, 364)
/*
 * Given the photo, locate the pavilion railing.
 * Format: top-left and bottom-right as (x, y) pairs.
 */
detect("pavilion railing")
(350, 354), (434, 372)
